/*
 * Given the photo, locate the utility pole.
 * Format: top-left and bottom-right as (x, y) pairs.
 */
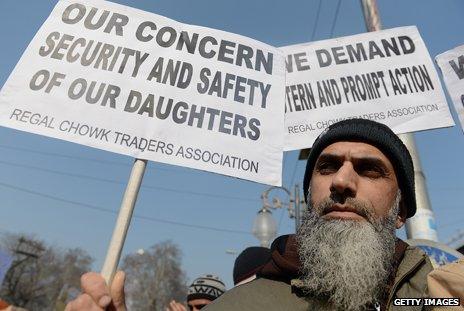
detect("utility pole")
(294, 184), (301, 231)
(360, 0), (438, 241)
(293, 184), (306, 232)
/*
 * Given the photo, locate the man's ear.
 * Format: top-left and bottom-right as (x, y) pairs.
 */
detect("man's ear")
(395, 200), (407, 229)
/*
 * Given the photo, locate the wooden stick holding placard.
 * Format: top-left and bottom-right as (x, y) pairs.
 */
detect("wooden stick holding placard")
(101, 158), (147, 285)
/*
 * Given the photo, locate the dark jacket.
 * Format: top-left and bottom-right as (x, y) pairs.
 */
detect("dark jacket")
(206, 235), (433, 311)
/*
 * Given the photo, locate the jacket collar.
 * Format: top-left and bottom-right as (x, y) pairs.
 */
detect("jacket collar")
(393, 245), (428, 285)
(386, 245), (428, 307)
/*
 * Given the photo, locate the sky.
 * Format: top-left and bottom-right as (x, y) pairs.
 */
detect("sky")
(0, 0), (463, 290)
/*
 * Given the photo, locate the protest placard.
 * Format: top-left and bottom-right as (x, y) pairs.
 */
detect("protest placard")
(281, 26), (454, 151)
(436, 45), (464, 133)
(0, 0), (286, 186)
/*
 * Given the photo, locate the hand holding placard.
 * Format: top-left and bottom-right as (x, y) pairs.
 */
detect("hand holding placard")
(65, 271), (127, 311)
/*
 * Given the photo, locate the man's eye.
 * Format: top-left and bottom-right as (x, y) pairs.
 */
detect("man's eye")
(317, 162), (338, 174)
(358, 166), (386, 178)
(361, 170), (382, 178)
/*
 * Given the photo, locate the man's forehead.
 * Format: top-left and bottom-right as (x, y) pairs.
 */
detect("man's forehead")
(318, 141), (390, 161)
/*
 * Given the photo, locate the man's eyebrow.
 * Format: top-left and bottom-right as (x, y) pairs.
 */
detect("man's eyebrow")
(316, 153), (389, 169)
(352, 156), (388, 168)
(316, 153), (343, 164)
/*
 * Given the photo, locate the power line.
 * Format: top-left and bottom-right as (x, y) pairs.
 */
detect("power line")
(0, 144), (179, 173)
(0, 144), (128, 166)
(311, 0), (322, 40)
(0, 181), (251, 235)
(446, 230), (464, 246)
(330, 0), (342, 38)
(440, 218), (464, 228)
(432, 187), (464, 191)
(0, 159), (259, 203)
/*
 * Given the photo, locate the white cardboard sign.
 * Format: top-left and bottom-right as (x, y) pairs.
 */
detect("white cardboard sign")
(281, 26), (454, 151)
(436, 45), (464, 133)
(0, 0), (286, 186)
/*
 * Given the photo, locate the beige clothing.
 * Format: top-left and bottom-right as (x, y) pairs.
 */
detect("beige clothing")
(427, 257), (464, 310)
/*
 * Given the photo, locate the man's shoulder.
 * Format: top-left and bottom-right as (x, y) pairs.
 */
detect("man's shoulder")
(204, 278), (310, 311)
(428, 257), (464, 300)
(394, 244), (434, 298)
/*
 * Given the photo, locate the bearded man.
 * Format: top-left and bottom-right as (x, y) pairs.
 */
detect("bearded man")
(205, 119), (433, 311)
(65, 119), (433, 311)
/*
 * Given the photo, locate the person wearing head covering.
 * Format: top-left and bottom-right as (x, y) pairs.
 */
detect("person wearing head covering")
(205, 119), (434, 311)
(233, 247), (271, 286)
(168, 274), (226, 311)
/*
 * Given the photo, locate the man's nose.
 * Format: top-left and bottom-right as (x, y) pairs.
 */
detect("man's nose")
(330, 161), (357, 198)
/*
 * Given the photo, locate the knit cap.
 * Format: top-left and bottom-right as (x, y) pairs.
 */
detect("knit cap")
(187, 274), (226, 302)
(233, 246), (271, 285)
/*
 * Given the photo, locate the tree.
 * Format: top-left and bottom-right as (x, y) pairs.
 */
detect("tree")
(0, 234), (93, 310)
(122, 241), (188, 311)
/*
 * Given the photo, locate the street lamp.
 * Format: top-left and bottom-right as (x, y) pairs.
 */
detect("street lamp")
(252, 208), (277, 247)
(252, 186), (304, 247)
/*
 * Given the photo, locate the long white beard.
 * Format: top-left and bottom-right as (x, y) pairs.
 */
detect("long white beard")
(296, 193), (400, 311)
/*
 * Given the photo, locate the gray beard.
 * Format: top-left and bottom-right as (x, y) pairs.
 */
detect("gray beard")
(296, 193), (400, 311)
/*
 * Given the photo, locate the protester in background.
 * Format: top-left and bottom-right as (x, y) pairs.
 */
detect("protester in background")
(167, 274), (226, 311)
(205, 119), (434, 311)
(233, 246), (270, 286)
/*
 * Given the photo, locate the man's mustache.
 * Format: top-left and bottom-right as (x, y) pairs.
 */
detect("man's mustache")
(313, 196), (375, 224)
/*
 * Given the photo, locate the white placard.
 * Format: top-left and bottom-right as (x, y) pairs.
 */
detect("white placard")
(281, 26), (454, 151)
(0, 0), (286, 186)
(436, 45), (464, 132)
